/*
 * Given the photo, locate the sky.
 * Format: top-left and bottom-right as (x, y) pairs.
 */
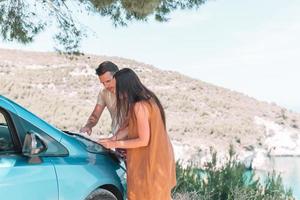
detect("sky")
(1, 0), (300, 112)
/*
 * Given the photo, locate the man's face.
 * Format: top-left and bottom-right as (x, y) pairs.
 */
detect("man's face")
(99, 71), (116, 93)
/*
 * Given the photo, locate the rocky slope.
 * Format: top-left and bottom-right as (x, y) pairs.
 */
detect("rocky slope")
(1, 48), (300, 168)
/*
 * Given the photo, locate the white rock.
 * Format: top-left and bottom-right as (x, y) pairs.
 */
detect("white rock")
(251, 148), (272, 170)
(254, 116), (300, 156)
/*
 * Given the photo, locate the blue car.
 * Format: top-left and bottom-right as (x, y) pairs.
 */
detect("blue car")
(0, 95), (126, 200)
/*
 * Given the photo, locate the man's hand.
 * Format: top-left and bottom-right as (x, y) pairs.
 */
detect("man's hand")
(80, 104), (105, 136)
(80, 126), (92, 135)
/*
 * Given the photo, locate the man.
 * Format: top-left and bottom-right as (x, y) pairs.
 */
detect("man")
(80, 61), (127, 140)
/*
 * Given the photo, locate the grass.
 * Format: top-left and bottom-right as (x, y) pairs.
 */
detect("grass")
(172, 145), (295, 200)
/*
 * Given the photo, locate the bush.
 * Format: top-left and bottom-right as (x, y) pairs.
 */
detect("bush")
(172, 145), (294, 200)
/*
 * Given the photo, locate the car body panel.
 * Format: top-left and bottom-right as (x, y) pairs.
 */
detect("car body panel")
(0, 155), (58, 200)
(52, 154), (125, 200)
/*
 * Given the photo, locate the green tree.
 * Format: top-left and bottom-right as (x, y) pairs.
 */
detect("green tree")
(0, 0), (206, 54)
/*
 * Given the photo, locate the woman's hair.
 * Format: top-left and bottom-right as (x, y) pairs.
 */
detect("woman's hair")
(114, 68), (166, 128)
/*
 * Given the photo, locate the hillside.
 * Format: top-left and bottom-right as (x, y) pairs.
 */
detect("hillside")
(1, 48), (300, 166)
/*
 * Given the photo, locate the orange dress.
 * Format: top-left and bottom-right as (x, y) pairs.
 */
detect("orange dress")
(126, 101), (176, 200)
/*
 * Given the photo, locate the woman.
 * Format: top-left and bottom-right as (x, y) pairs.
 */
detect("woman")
(98, 68), (176, 200)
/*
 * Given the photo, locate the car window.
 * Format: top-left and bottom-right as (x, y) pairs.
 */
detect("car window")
(18, 119), (69, 156)
(0, 112), (15, 153)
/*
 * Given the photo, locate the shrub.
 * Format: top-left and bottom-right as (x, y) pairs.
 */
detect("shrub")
(172, 145), (294, 200)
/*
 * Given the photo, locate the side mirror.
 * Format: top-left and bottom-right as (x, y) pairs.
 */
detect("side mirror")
(22, 131), (47, 163)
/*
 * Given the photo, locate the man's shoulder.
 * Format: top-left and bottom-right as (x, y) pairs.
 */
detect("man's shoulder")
(99, 89), (113, 99)
(99, 88), (107, 94)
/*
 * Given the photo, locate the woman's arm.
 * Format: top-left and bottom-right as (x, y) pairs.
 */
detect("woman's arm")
(99, 102), (150, 149)
(97, 127), (128, 144)
(115, 126), (129, 140)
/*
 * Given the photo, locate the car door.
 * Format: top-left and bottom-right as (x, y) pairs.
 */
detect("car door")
(0, 108), (58, 200)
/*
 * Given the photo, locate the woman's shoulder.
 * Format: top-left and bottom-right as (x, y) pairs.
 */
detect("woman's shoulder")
(134, 99), (158, 113)
(134, 100), (151, 110)
(134, 100), (148, 108)
(135, 99), (155, 106)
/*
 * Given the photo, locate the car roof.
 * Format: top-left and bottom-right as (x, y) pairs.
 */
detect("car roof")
(0, 95), (63, 141)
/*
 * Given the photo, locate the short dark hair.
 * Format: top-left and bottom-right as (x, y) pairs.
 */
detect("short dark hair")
(95, 61), (119, 76)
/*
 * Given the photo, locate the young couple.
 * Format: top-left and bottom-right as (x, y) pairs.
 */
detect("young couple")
(80, 61), (176, 200)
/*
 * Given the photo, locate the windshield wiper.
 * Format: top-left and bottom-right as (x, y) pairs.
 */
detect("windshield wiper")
(63, 130), (96, 143)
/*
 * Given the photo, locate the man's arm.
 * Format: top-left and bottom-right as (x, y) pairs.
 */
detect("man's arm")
(80, 104), (105, 135)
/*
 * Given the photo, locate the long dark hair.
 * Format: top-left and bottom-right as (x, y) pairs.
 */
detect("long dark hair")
(114, 68), (166, 128)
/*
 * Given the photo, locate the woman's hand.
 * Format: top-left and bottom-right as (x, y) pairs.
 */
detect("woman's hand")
(98, 139), (116, 149)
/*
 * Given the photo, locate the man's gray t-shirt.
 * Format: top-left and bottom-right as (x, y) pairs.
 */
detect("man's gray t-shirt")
(97, 89), (118, 134)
